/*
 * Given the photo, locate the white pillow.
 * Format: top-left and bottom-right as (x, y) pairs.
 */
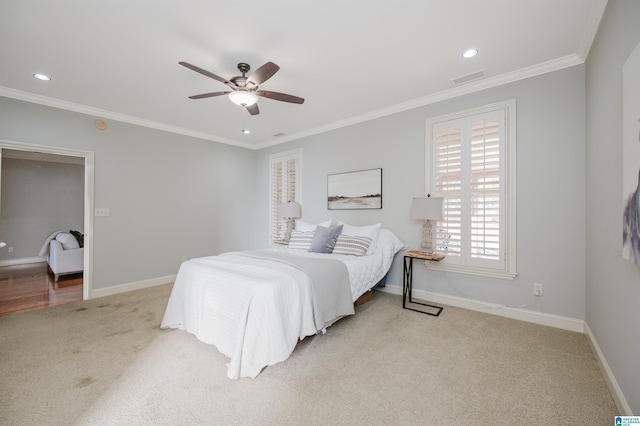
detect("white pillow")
(55, 232), (80, 250)
(338, 222), (381, 255)
(295, 219), (332, 232)
(375, 228), (407, 255)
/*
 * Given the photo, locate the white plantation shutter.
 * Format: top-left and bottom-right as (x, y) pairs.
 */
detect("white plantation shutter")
(428, 101), (516, 278)
(470, 118), (501, 263)
(435, 126), (463, 257)
(270, 149), (301, 241)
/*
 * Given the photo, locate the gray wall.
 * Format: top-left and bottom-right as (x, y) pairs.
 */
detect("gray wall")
(0, 97), (257, 290)
(256, 65), (587, 321)
(586, 0), (640, 413)
(0, 157), (84, 260)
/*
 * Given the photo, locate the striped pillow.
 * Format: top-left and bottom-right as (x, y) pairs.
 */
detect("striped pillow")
(287, 231), (315, 250)
(332, 235), (372, 256)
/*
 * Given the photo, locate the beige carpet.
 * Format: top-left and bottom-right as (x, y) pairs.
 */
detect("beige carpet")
(1, 284), (618, 425)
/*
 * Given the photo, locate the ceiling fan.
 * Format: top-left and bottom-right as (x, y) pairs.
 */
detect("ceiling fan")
(179, 61), (304, 116)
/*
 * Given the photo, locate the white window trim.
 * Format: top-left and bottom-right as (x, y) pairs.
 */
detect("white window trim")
(425, 99), (517, 279)
(269, 148), (302, 243)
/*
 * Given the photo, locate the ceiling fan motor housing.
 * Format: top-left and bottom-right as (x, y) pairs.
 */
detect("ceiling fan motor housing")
(231, 63), (253, 88)
(230, 76), (249, 87)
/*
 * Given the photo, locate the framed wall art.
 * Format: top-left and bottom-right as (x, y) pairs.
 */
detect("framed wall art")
(327, 168), (382, 210)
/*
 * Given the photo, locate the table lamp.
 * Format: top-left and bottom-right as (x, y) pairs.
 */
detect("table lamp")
(411, 195), (444, 254)
(279, 201), (301, 241)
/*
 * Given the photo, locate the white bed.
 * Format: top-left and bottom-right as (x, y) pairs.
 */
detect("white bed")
(161, 228), (404, 379)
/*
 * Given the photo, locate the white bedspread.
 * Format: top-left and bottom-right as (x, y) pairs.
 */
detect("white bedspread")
(161, 253), (318, 379)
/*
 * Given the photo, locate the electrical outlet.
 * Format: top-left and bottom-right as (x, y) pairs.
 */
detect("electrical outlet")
(533, 283), (543, 296)
(8, 247), (13, 253)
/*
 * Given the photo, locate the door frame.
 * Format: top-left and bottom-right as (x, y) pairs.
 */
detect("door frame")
(0, 139), (94, 300)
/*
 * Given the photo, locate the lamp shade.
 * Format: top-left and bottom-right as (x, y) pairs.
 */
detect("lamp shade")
(279, 202), (301, 218)
(411, 197), (444, 220)
(228, 90), (258, 106)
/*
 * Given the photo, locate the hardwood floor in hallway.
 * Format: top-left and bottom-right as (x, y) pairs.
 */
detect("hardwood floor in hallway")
(0, 262), (82, 316)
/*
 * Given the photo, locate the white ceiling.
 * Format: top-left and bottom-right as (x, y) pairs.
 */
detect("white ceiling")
(0, 0), (607, 149)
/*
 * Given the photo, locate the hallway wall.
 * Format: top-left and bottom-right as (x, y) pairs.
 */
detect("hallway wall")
(0, 154), (84, 263)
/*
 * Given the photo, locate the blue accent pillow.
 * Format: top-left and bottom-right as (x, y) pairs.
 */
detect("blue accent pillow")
(308, 225), (343, 253)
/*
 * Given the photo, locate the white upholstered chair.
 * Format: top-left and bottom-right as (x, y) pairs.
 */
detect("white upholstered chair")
(47, 233), (84, 282)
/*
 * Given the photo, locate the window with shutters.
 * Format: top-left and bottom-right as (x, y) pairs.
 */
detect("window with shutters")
(425, 100), (516, 279)
(270, 149), (301, 242)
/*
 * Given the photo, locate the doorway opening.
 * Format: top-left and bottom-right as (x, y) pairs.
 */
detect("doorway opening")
(0, 140), (94, 314)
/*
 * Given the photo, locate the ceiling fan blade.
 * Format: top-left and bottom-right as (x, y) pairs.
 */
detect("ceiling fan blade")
(246, 103), (260, 116)
(188, 91), (230, 100)
(255, 90), (304, 104)
(247, 62), (280, 86)
(179, 62), (236, 88)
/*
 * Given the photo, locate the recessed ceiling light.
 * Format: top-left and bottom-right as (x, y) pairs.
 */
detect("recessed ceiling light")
(32, 73), (52, 81)
(241, 129), (250, 134)
(462, 49), (478, 59)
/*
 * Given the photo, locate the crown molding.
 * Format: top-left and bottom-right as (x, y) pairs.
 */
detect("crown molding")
(255, 54), (584, 149)
(0, 87), (254, 150)
(1, 53), (585, 152)
(576, 0), (609, 61)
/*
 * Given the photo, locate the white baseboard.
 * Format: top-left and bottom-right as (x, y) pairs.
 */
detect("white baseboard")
(378, 284), (632, 414)
(0, 256), (46, 267)
(378, 283), (585, 333)
(584, 323), (632, 415)
(91, 274), (176, 299)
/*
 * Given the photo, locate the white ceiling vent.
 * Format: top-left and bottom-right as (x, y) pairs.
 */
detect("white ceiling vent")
(452, 70), (486, 85)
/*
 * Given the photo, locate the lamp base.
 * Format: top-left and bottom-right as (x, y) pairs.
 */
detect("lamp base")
(420, 219), (435, 253)
(283, 218), (294, 241)
(417, 250), (438, 255)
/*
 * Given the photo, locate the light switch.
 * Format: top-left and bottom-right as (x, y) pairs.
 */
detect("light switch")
(95, 208), (110, 217)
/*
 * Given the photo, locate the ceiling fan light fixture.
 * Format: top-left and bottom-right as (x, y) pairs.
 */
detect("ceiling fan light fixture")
(228, 90), (258, 107)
